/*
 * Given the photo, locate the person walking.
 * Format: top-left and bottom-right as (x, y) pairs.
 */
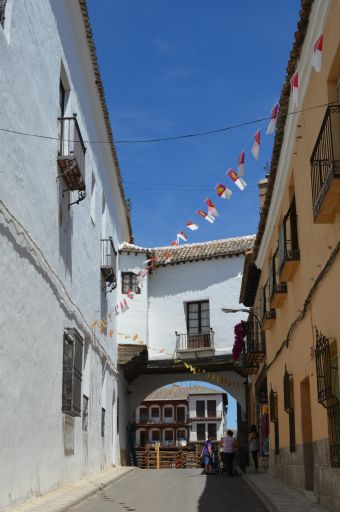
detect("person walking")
(201, 435), (213, 475)
(221, 430), (237, 476)
(248, 424), (259, 473)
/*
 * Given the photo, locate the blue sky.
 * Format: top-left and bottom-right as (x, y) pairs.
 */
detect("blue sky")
(87, 0), (300, 248)
(86, 2), (301, 427)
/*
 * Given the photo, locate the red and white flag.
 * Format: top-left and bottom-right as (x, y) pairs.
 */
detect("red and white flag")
(251, 129), (261, 160)
(312, 34), (323, 72)
(205, 198), (219, 217)
(186, 220), (199, 231)
(215, 183), (232, 199)
(290, 70), (298, 107)
(238, 150), (245, 176)
(120, 301), (124, 311)
(177, 231), (188, 241)
(171, 239), (179, 246)
(196, 210), (215, 223)
(227, 168), (247, 191)
(142, 257), (157, 265)
(266, 103), (279, 135)
(123, 298), (128, 308)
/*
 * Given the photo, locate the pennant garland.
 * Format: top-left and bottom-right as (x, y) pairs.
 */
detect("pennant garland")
(312, 34), (323, 72)
(251, 129), (261, 160)
(205, 198), (219, 218)
(177, 231), (188, 241)
(186, 221), (199, 231)
(227, 168), (247, 191)
(215, 183), (232, 199)
(237, 150), (245, 177)
(196, 210), (215, 223)
(266, 103), (279, 135)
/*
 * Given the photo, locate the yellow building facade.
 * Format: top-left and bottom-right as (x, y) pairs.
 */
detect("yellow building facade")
(240, 1), (340, 510)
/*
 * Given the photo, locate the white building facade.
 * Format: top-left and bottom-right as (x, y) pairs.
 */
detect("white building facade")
(133, 385), (226, 447)
(0, 1), (132, 509)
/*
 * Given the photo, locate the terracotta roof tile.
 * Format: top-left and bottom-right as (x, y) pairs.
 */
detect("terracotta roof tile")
(120, 235), (255, 266)
(143, 384), (226, 402)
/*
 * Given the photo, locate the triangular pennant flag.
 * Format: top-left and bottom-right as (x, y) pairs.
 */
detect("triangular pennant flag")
(215, 183), (232, 199)
(171, 239), (179, 246)
(290, 70), (298, 107)
(237, 150), (245, 176)
(177, 231), (188, 241)
(186, 220), (199, 231)
(91, 320), (98, 328)
(142, 257), (157, 265)
(266, 103), (279, 135)
(109, 329), (113, 338)
(251, 129), (261, 160)
(227, 168), (247, 190)
(120, 301), (124, 311)
(131, 266), (142, 275)
(133, 334), (139, 341)
(205, 198), (219, 218)
(312, 34), (323, 72)
(196, 210), (215, 223)
(123, 298), (128, 308)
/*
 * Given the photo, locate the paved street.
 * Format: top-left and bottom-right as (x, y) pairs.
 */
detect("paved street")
(70, 469), (266, 512)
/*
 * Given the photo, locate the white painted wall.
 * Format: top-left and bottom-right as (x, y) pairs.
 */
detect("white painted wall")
(118, 253), (247, 358)
(0, 1), (130, 508)
(188, 394), (225, 441)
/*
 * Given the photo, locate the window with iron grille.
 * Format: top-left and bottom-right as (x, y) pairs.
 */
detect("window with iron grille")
(315, 329), (339, 407)
(197, 423), (205, 441)
(101, 407), (105, 437)
(121, 272), (141, 294)
(269, 389), (279, 455)
(207, 400), (216, 417)
(0, 0), (7, 28)
(327, 402), (340, 468)
(207, 423), (217, 440)
(196, 400), (205, 418)
(283, 369), (295, 452)
(62, 329), (83, 417)
(82, 395), (89, 432)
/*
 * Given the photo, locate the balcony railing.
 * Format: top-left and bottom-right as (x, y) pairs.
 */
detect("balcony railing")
(260, 282), (276, 330)
(244, 316), (266, 375)
(278, 196), (300, 282)
(269, 248), (287, 308)
(57, 116), (86, 197)
(175, 329), (214, 352)
(311, 105), (340, 223)
(100, 237), (117, 285)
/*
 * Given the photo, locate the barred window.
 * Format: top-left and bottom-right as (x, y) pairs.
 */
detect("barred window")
(62, 329), (83, 417)
(0, 0), (7, 28)
(208, 423), (217, 440)
(122, 272), (140, 294)
(207, 400), (216, 417)
(82, 395), (89, 432)
(197, 423), (205, 441)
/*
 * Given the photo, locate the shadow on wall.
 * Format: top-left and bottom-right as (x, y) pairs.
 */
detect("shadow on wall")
(149, 257), (243, 298)
(58, 179), (73, 281)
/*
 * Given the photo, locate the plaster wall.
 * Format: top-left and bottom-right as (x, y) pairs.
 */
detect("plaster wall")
(0, 1), (130, 508)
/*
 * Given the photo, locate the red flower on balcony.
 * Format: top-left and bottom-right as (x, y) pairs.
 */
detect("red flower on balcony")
(232, 321), (247, 361)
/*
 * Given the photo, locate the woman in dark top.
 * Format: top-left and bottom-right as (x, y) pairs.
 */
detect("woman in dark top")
(248, 424), (259, 473)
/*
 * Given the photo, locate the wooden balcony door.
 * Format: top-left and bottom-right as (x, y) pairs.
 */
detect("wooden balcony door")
(187, 301), (210, 349)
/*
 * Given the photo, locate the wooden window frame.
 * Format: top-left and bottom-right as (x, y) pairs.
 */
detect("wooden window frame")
(121, 272), (141, 294)
(62, 328), (83, 417)
(196, 400), (205, 418)
(186, 300), (210, 334)
(197, 423), (206, 441)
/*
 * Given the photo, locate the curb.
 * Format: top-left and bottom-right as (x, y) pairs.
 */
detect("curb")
(58, 467), (136, 512)
(242, 473), (277, 512)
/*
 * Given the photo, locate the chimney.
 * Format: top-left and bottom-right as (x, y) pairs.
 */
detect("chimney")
(258, 178), (268, 212)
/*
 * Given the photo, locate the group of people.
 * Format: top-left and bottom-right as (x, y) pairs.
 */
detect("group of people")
(201, 424), (259, 476)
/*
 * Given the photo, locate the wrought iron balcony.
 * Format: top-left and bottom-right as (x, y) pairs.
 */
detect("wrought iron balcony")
(269, 248), (287, 308)
(100, 237), (117, 285)
(175, 329), (214, 353)
(260, 282), (276, 330)
(57, 116), (86, 201)
(244, 318), (266, 375)
(310, 104), (340, 223)
(278, 196), (300, 282)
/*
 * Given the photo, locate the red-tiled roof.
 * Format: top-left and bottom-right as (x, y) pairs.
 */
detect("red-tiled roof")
(143, 385), (226, 402)
(120, 235), (255, 266)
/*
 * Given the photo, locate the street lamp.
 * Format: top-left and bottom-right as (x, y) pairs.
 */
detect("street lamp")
(221, 307), (261, 326)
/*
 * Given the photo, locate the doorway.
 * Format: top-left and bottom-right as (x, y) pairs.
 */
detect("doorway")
(140, 431), (147, 447)
(300, 377), (314, 491)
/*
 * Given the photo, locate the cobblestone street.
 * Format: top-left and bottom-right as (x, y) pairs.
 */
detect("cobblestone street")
(70, 469), (266, 512)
